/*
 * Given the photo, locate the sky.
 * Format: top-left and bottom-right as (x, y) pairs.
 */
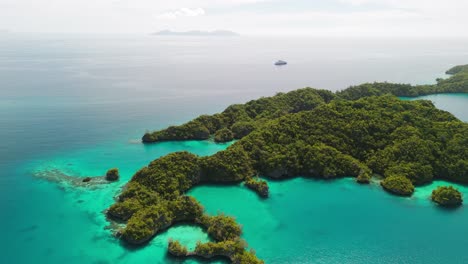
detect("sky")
(1, 0), (467, 36)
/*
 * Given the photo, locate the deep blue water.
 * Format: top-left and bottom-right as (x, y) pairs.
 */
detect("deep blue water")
(1, 34), (468, 263)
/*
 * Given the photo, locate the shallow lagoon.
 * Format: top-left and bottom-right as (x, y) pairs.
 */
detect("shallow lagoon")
(191, 177), (468, 264)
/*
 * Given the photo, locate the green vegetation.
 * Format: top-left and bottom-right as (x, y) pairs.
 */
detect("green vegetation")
(167, 214), (262, 262)
(168, 239), (188, 257)
(214, 128), (234, 143)
(108, 65), (468, 263)
(143, 65), (468, 145)
(200, 214), (242, 241)
(231, 121), (257, 139)
(445, 64), (468, 75)
(142, 88), (335, 143)
(172, 215), (263, 263)
(337, 83), (419, 99)
(232, 250), (264, 264)
(194, 240), (240, 258)
(380, 175), (415, 196)
(337, 66), (468, 100)
(106, 168), (119, 181)
(356, 171), (372, 184)
(120, 196), (204, 244)
(431, 186), (463, 207)
(200, 145), (255, 183)
(106, 151), (261, 259)
(142, 120), (210, 142)
(244, 177), (269, 197)
(191, 238), (263, 263)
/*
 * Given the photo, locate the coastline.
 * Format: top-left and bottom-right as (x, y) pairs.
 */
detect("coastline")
(19, 91), (468, 264)
(13, 58), (468, 262)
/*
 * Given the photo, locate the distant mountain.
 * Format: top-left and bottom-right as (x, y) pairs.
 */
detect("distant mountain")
(152, 30), (239, 37)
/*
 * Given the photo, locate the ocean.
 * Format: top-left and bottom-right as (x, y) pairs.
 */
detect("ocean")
(1, 34), (468, 263)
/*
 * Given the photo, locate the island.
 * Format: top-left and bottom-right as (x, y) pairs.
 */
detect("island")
(381, 175), (415, 196)
(244, 177), (269, 198)
(107, 65), (468, 263)
(432, 186), (463, 207)
(106, 168), (120, 181)
(143, 65), (468, 144)
(152, 30), (240, 37)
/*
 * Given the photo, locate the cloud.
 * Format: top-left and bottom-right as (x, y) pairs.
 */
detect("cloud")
(156, 7), (206, 19)
(1, 0), (467, 36)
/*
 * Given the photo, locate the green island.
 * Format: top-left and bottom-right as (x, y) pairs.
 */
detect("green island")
(244, 177), (269, 198)
(380, 175), (414, 196)
(431, 186), (463, 207)
(107, 65), (468, 263)
(106, 168), (120, 181)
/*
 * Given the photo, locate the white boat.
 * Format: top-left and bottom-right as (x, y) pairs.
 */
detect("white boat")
(275, 60), (287, 66)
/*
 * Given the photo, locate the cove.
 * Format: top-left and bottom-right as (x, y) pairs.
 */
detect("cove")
(401, 93), (468, 122)
(4, 140), (232, 264)
(190, 177), (468, 264)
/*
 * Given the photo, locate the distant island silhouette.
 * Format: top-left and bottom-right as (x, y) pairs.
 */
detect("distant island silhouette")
(152, 30), (239, 36)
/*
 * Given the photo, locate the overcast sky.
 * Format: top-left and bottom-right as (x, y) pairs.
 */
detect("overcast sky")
(1, 0), (467, 36)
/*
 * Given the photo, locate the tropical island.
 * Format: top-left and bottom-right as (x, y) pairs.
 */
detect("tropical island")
(432, 186), (463, 207)
(107, 65), (468, 263)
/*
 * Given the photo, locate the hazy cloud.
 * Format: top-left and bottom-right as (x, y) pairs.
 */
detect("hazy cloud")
(156, 8), (206, 19)
(0, 0), (467, 36)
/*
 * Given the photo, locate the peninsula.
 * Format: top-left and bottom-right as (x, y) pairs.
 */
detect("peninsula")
(108, 65), (468, 263)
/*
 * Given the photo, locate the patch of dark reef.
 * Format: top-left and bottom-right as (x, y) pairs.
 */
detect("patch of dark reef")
(33, 168), (120, 189)
(106, 168), (120, 181)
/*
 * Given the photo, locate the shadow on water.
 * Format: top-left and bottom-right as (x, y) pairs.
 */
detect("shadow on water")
(258, 174), (356, 183)
(17, 224), (39, 233)
(432, 203), (463, 213)
(115, 221), (231, 263)
(165, 253), (229, 264)
(196, 181), (242, 188)
(118, 222), (209, 252)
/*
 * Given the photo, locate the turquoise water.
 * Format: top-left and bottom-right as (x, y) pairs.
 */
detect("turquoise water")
(190, 93), (468, 263)
(2, 94), (466, 264)
(191, 178), (468, 264)
(4, 140), (232, 264)
(1, 35), (468, 263)
(402, 93), (468, 122)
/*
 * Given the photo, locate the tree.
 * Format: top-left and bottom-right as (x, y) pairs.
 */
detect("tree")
(214, 128), (234, 143)
(168, 239), (188, 256)
(381, 175), (415, 196)
(106, 168), (120, 181)
(431, 186), (463, 207)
